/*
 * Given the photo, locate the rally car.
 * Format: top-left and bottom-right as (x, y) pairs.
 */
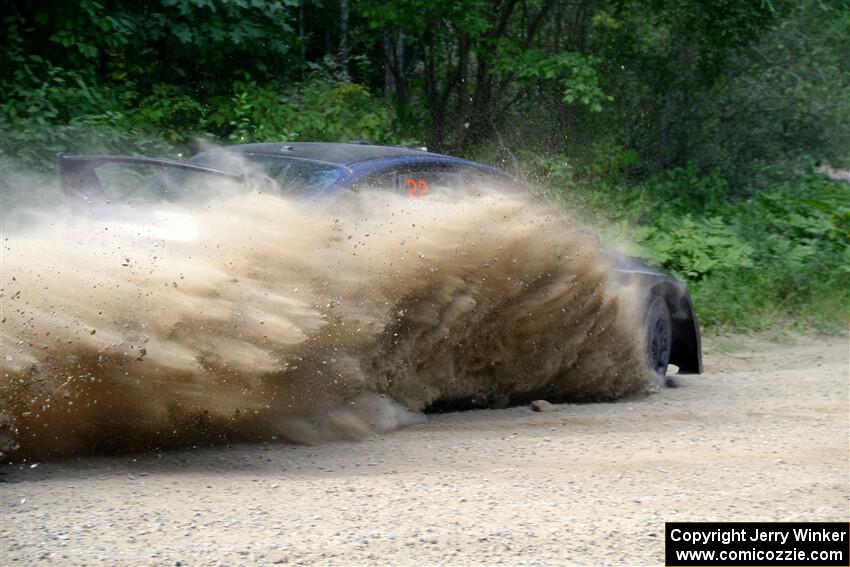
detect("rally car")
(58, 141), (702, 383)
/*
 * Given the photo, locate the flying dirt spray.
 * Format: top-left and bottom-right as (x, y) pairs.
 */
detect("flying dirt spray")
(0, 184), (650, 459)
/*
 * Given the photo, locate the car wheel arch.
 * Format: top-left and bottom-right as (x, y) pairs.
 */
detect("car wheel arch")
(647, 281), (703, 375)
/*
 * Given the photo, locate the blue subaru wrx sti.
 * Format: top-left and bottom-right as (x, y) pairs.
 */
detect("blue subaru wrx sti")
(59, 141), (702, 383)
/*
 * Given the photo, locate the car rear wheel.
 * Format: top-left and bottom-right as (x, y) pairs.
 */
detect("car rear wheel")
(644, 295), (673, 386)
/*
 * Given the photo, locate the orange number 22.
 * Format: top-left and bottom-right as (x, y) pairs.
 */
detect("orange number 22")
(406, 178), (429, 198)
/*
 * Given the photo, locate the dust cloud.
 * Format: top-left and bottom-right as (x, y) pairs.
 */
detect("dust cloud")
(0, 183), (650, 459)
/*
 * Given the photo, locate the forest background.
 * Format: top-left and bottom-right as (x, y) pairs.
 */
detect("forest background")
(2, 0), (848, 330)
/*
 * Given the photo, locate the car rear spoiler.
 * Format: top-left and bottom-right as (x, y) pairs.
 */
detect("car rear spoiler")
(58, 154), (244, 199)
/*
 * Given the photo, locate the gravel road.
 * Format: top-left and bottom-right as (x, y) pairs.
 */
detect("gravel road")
(1, 334), (848, 566)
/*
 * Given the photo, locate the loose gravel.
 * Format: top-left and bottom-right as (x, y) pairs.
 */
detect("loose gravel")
(1, 334), (847, 566)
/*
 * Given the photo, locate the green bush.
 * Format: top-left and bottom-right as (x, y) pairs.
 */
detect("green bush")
(204, 76), (399, 145)
(637, 215), (753, 281)
(535, 161), (849, 332)
(633, 171), (850, 331)
(0, 70), (401, 174)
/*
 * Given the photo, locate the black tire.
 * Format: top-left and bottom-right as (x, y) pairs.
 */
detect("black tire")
(644, 295), (673, 386)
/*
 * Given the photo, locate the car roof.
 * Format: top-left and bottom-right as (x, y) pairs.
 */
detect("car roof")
(224, 142), (436, 167)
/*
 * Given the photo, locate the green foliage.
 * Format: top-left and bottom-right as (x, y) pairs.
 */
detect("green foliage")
(1, 0), (847, 334)
(637, 216), (753, 281)
(205, 78), (399, 145)
(0, 69), (399, 172)
(493, 47), (612, 112)
(0, 59), (179, 172)
(692, 0), (850, 187)
(533, 158), (849, 331)
(2, 1), (300, 91)
(632, 172), (850, 331)
(127, 85), (206, 143)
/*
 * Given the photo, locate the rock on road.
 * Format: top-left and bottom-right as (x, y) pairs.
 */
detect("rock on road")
(1, 334), (848, 565)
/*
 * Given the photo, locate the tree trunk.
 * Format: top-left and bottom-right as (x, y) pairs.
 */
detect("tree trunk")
(339, 0), (350, 80)
(460, 0), (519, 152)
(299, 0), (306, 80)
(383, 28), (409, 121)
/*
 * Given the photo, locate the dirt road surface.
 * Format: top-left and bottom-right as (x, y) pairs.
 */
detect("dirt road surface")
(1, 334), (848, 565)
